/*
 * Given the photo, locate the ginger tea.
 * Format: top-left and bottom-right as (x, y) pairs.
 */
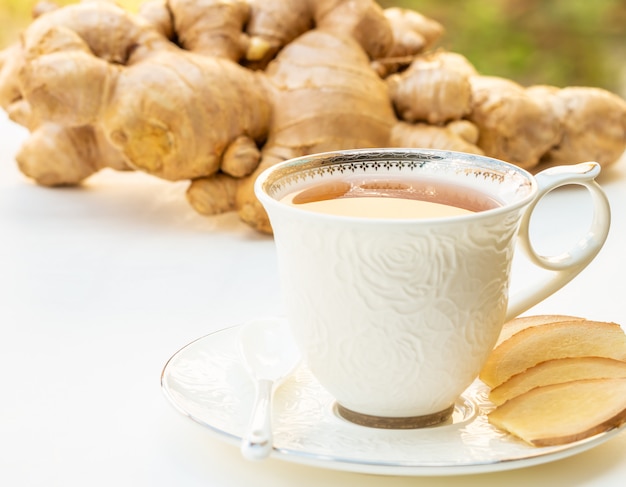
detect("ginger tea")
(280, 177), (502, 219)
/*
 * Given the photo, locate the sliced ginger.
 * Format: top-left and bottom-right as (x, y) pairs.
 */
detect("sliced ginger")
(488, 378), (626, 447)
(483, 315), (626, 446)
(495, 314), (583, 347)
(480, 319), (626, 388)
(489, 356), (626, 406)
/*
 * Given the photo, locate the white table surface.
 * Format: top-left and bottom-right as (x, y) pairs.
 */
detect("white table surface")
(1, 111), (625, 487)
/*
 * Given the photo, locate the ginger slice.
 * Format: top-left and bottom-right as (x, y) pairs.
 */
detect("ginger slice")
(480, 320), (626, 388)
(488, 378), (626, 447)
(495, 314), (584, 347)
(489, 357), (626, 406)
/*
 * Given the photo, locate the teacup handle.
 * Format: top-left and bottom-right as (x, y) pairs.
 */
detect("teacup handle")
(505, 162), (611, 321)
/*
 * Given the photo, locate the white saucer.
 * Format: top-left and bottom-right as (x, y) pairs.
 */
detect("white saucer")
(161, 325), (626, 476)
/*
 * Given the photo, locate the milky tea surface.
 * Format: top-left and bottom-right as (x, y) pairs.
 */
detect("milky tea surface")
(280, 177), (502, 219)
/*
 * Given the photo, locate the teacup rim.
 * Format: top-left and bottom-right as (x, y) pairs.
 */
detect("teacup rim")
(254, 148), (538, 224)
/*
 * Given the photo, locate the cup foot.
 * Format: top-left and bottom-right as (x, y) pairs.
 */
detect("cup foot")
(336, 403), (455, 429)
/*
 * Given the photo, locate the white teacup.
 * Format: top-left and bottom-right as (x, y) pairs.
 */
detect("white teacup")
(254, 149), (610, 428)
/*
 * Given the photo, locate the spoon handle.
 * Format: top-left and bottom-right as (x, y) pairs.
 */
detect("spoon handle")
(241, 378), (274, 460)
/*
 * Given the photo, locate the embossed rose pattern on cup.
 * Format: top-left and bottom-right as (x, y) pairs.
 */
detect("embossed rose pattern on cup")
(274, 206), (522, 417)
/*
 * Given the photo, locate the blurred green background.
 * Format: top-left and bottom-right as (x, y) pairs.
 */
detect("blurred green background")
(380, 0), (626, 97)
(1, 0), (625, 97)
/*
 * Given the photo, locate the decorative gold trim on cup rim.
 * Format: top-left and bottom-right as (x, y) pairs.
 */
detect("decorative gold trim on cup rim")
(261, 149), (529, 202)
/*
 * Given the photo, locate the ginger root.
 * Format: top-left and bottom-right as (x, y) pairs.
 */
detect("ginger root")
(466, 76), (562, 169)
(11, 1), (271, 183)
(1, 0), (625, 234)
(16, 123), (128, 186)
(390, 120), (483, 155)
(528, 85), (626, 169)
(386, 51), (474, 124)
